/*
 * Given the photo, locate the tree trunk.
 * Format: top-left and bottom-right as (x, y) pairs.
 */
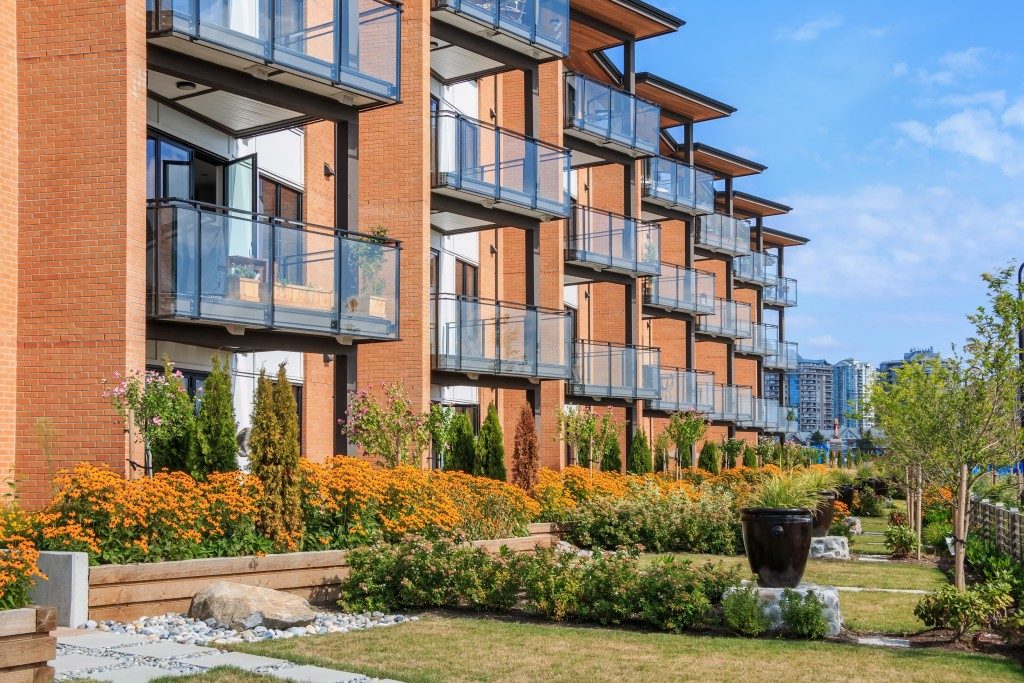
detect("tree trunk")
(954, 463), (969, 591)
(915, 465), (923, 560)
(905, 467), (913, 527)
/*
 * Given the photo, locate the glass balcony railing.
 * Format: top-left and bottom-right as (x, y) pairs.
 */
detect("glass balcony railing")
(765, 340), (799, 371)
(698, 213), (752, 257)
(697, 298), (752, 339)
(711, 384), (754, 423)
(642, 263), (716, 315)
(565, 205), (660, 277)
(642, 156), (715, 215)
(740, 397), (775, 430)
(432, 0), (569, 58)
(733, 251), (778, 286)
(432, 111), (571, 220)
(779, 403), (799, 433)
(147, 199), (400, 340)
(147, 0), (401, 104)
(564, 73), (661, 157)
(431, 294), (571, 380)
(569, 341), (661, 401)
(764, 276), (798, 307)
(736, 322), (778, 357)
(647, 367), (715, 414)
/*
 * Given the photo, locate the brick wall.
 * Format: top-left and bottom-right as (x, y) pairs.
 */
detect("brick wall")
(0, 0), (16, 486)
(16, 0), (148, 506)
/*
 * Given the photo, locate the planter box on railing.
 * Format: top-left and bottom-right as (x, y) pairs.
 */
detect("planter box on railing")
(0, 606), (56, 681)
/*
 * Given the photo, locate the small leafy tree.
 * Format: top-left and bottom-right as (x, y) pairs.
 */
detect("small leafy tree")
(511, 405), (540, 490)
(653, 431), (670, 473)
(810, 430), (826, 447)
(557, 406), (596, 468)
(627, 429), (653, 475)
(601, 436), (622, 472)
(445, 412), (477, 474)
(192, 354), (237, 478)
(427, 403), (457, 469)
(756, 437), (776, 466)
(344, 383), (429, 467)
(698, 441), (720, 474)
(478, 403), (506, 481)
(149, 359), (199, 473)
(664, 411), (708, 471)
(722, 438), (745, 469)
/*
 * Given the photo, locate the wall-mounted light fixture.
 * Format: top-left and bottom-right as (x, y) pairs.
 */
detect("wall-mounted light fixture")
(324, 162), (336, 178)
(176, 81), (197, 92)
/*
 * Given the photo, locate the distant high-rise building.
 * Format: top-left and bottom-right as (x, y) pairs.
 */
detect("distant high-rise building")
(879, 347), (940, 383)
(798, 358), (834, 434)
(833, 359), (876, 432)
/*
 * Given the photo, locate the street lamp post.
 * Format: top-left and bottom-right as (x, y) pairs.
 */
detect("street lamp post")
(1017, 263), (1024, 497)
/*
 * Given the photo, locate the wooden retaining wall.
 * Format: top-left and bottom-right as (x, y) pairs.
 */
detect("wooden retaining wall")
(88, 523), (559, 622)
(969, 498), (1022, 562)
(0, 606), (57, 682)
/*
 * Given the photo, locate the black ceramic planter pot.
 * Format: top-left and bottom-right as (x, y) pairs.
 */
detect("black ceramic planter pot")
(836, 484), (855, 509)
(811, 491), (836, 537)
(866, 478), (890, 497)
(741, 508), (814, 588)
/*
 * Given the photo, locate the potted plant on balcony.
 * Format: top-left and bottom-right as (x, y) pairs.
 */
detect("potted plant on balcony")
(741, 473), (818, 588)
(228, 263), (261, 303)
(345, 226), (390, 319)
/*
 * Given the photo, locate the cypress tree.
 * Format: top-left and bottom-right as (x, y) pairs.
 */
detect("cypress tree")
(698, 441), (720, 474)
(272, 363), (304, 547)
(600, 437), (622, 472)
(627, 430), (652, 475)
(249, 370), (286, 547)
(478, 403), (506, 481)
(511, 405), (540, 490)
(191, 354), (238, 478)
(743, 445), (758, 468)
(445, 412), (477, 474)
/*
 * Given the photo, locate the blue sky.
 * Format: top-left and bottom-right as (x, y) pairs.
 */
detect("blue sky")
(631, 1), (1024, 366)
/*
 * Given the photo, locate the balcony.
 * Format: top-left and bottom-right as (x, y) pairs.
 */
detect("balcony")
(697, 213), (751, 257)
(564, 72), (661, 159)
(711, 384), (754, 423)
(432, 111), (571, 221)
(642, 263), (715, 315)
(147, 199), (400, 341)
(641, 156), (715, 216)
(764, 276), (798, 307)
(565, 205), (660, 279)
(431, 294), (571, 380)
(736, 322), (778, 357)
(733, 251), (777, 287)
(697, 299), (752, 339)
(147, 0), (401, 107)
(765, 340), (799, 371)
(740, 397), (774, 430)
(778, 403), (799, 433)
(568, 341), (661, 401)
(431, 0), (569, 61)
(647, 368), (715, 414)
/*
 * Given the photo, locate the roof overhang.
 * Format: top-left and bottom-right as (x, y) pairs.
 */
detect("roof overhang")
(762, 226), (809, 248)
(635, 72), (735, 126)
(568, 0), (683, 53)
(717, 190), (792, 218)
(692, 143), (765, 179)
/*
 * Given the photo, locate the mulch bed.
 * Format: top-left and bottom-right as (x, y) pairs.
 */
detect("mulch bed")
(910, 628), (1024, 664)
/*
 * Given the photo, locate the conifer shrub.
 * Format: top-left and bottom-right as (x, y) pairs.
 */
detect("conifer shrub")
(601, 437), (622, 473)
(478, 403), (506, 481)
(627, 430), (653, 475)
(445, 412), (478, 474)
(698, 441), (720, 474)
(511, 405), (540, 490)
(191, 354), (238, 478)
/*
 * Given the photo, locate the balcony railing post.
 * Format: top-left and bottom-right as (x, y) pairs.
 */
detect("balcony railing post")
(268, 219), (277, 327)
(193, 205), (202, 319)
(493, 125), (502, 203)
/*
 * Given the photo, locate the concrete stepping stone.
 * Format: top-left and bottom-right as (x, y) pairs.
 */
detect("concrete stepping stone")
(57, 632), (150, 649)
(89, 665), (183, 683)
(50, 652), (123, 674)
(268, 664), (371, 682)
(856, 555), (891, 562)
(857, 635), (911, 648)
(190, 651), (291, 671)
(112, 641), (218, 659)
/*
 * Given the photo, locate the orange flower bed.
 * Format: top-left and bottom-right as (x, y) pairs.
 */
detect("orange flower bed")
(0, 506), (45, 610)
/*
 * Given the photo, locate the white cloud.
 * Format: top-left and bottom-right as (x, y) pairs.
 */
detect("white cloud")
(897, 120), (934, 145)
(1001, 99), (1024, 129)
(775, 15), (843, 42)
(939, 47), (987, 74)
(898, 107), (1024, 176)
(938, 91), (1006, 109)
(905, 47), (989, 86)
(809, 334), (840, 349)
(890, 62), (908, 77)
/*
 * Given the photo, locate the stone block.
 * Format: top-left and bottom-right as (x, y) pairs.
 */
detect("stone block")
(724, 583), (843, 637)
(190, 651), (290, 671)
(49, 652), (123, 675)
(57, 632), (149, 650)
(844, 516), (863, 535)
(30, 551), (89, 627)
(90, 665), (181, 683)
(809, 535), (850, 560)
(112, 641), (217, 659)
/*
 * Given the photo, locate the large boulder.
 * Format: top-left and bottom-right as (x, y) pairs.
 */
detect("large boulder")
(189, 581), (316, 631)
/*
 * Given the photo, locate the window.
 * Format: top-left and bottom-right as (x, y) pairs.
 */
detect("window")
(261, 176), (306, 286)
(429, 249), (439, 295)
(455, 259), (478, 298)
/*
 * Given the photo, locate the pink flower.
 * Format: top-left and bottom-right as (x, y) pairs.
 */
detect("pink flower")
(151, 416), (162, 426)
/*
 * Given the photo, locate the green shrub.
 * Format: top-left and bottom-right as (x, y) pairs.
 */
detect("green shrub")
(828, 519), (852, 539)
(965, 538), (1024, 604)
(742, 446), (758, 468)
(884, 524), (918, 558)
(479, 403), (506, 481)
(150, 358), (200, 474)
(192, 354), (238, 478)
(575, 550), (639, 625)
(445, 412), (477, 474)
(853, 487), (883, 517)
(633, 557), (714, 632)
(698, 441), (720, 474)
(922, 521), (952, 555)
(914, 584), (1008, 639)
(722, 439), (744, 469)
(888, 510), (907, 526)
(601, 437), (622, 473)
(724, 584), (770, 636)
(627, 430), (653, 475)
(780, 589), (828, 639)
(673, 489), (742, 555)
(653, 433), (670, 473)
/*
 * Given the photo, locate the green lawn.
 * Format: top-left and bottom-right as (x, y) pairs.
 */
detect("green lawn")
(224, 614), (1021, 683)
(152, 670), (277, 683)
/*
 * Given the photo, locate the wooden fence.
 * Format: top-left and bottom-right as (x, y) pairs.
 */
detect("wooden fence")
(968, 498), (1023, 562)
(88, 523), (560, 622)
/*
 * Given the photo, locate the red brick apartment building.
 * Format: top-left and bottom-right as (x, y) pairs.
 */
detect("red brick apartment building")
(2, 0), (805, 504)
